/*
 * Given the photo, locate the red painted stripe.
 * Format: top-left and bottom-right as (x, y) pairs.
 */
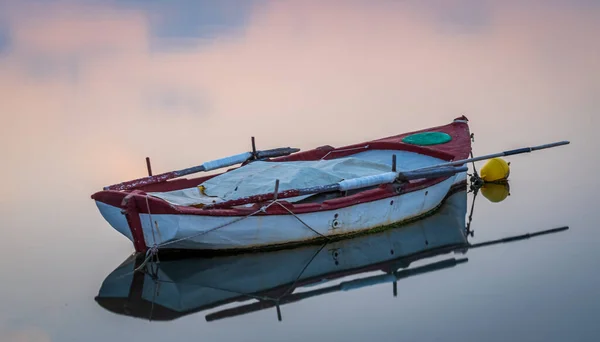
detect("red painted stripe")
(121, 192), (148, 253)
(105, 171), (177, 191)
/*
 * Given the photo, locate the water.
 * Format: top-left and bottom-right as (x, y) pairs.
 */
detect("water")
(1, 1), (599, 341)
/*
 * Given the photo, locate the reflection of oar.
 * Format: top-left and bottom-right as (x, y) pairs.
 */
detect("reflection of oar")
(340, 257), (468, 292)
(468, 226), (569, 249)
(103, 147), (300, 191)
(416, 141), (570, 171)
(205, 257), (467, 322)
(203, 166), (468, 209)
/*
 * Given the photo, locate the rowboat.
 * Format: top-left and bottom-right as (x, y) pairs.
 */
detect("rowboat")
(91, 116), (568, 253)
(92, 117), (473, 253)
(93, 189), (568, 322)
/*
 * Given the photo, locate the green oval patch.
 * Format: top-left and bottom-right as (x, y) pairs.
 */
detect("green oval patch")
(402, 132), (452, 146)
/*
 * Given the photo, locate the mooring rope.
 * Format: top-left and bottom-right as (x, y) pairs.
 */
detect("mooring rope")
(150, 196), (329, 251)
(118, 200), (278, 278)
(145, 195), (158, 247)
(276, 242), (328, 299)
(124, 194), (331, 277)
(156, 200), (278, 249)
(148, 274), (160, 321)
(273, 201), (329, 239)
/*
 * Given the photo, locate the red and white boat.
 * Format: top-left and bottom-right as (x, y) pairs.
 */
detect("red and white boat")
(92, 117), (473, 253)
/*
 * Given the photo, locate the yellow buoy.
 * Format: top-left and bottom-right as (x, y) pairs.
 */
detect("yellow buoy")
(479, 158), (510, 182)
(481, 182), (510, 203)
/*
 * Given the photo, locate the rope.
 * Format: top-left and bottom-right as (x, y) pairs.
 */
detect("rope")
(118, 201), (279, 278)
(148, 271), (161, 321)
(277, 243), (327, 299)
(152, 194), (329, 250)
(132, 194), (330, 266)
(145, 195), (158, 247)
(156, 200), (279, 249)
(273, 201), (329, 240)
(134, 240), (330, 321)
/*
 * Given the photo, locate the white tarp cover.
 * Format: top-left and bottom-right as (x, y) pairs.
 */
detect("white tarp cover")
(149, 150), (444, 207)
(150, 157), (392, 206)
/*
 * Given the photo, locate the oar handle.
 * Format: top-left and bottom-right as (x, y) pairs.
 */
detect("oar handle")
(103, 147), (299, 191)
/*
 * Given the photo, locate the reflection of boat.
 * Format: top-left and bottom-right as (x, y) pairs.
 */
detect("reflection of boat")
(91, 117), (472, 253)
(95, 188), (472, 322)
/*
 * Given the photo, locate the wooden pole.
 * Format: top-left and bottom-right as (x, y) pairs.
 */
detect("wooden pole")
(145, 157), (153, 176)
(416, 141), (570, 172)
(273, 179), (280, 201)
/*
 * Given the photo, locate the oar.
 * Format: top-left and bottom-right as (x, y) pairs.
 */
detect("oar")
(203, 165), (468, 209)
(468, 226), (569, 249)
(415, 140), (570, 171)
(203, 140), (569, 209)
(103, 147), (300, 191)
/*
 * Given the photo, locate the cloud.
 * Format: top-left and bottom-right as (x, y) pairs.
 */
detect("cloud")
(411, 0), (493, 34)
(107, 0), (261, 50)
(0, 25), (9, 54)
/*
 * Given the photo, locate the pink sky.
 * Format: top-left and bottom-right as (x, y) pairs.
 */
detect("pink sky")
(0, 0), (598, 203)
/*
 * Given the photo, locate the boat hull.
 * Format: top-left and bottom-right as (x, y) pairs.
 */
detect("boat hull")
(95, 173), (466, 251)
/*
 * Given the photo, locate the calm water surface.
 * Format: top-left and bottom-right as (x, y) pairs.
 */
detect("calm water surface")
(1, 1), (599, 341)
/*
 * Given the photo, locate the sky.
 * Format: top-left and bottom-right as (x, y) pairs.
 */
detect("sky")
(0, 1), (599, 340)
(1, 1), (598, 199)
